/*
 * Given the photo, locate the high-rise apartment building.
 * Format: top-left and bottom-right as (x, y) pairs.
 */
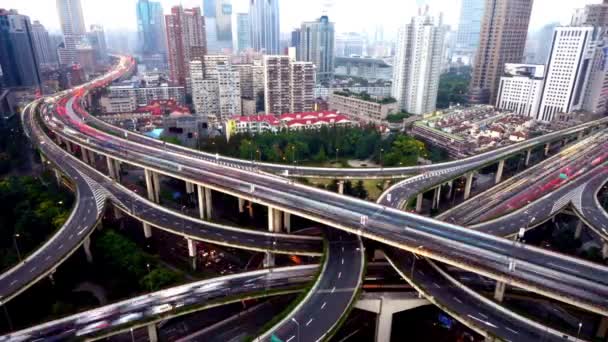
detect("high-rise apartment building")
(264, 55), (314, 114)
(290, 62), (315, 112)
(469, 0), (534, 105)
(165, 6), (207, 86)
(0, 9), (42, 88)
(250, 0), (280, 54)
(56, 0), (86, 65)
(31, 20), (55, 66)
(217, 64), (242, 119)
(572, 0), (608, 26)
(237, 13), (252, 52)
(391, 9), (446, 115)
(454, 0), (484, 55)
(136, 0), (165, 55)
(537, 27), (595, 122)
(299, 16), (335, 82)
(496, 64), (545, 117)
(190, 57), (242, 121)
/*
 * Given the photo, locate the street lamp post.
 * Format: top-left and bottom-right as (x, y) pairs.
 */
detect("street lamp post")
(181, 205), (187, 232)
(291, 318), (301, 342)
(380, 148), (384, 168)
(13, 234), (22, 262)
(0, 300), (12, 331)
(335, 148), (339, 164)
(577, 322), (582, 340)
(146, 263), (152, 292)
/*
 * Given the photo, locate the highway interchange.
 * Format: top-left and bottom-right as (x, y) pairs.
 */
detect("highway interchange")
(1, 55), (608, 341)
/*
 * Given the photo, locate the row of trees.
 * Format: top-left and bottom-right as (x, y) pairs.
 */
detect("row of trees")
(0, 175), (73, 272)
(200, 126), (431, 167)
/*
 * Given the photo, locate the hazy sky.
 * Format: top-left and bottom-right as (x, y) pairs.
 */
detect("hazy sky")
(2, 0), (601, 35)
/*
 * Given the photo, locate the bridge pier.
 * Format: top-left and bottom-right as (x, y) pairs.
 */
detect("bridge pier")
(445, 180), (453, 199)
(268, 207), (283, 233)
(187, 238), (197, 270)
(263, 251), (275, 268)
(238, 197), (245, 214)
(66, 140), (73, 154)
(464, 172), (474, 200)
(596, 316), (608, 339)
(338, 180), (344, 195)
(113, 160), (121, 181)
(88, 149), (96, 166)
(144, 169), (159, 203)
(432, 186), (441, 210)
(106, 156), (117, 179)
(83, 236), (93, 263)
(525, 149), (532, 166)
(147, 323), (158, 342)
(283, 212), (291, 233)
(495, 159), (505, 184)
(578, 131), (584, 140)
(204, 187), (212, 219)
(493, 281), (506, 302)
(603, 243), (608, 260)
(197, 185), (206, 219)
(544, 143), (550, 156)
(575, 221), (583, 240)
(143, 223), (153, 238)
(82, 146), (90, 165)
(415, 193), (423, 213)
(54, 169), (62, 186)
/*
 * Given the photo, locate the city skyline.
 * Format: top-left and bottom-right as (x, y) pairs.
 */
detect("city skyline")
(1, 0), (600, 38)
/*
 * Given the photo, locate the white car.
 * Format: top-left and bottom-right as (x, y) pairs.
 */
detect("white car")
(111, 312), (143, 326)
(148, 303), (173, 315)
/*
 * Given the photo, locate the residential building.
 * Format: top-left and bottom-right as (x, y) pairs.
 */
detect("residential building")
(328, 91), (398, 124)
(454, 0), (484, 56)
(31, 21), (55, 66)
(190, 58), (242, 122)
(0, 9), (42, 88)
(100, 95), (137, 113)
(335, 56), (393, 81)
(537, 27), (595, 122)
(229, 111), (354, 134)
(136, 0), (166, 55)
(165, 6), (207, 86)
(290, 61), (315, 112)
(392, 8), (446, 115)
(299, 16), (335, 81)
(315, 86), (392, 100)
(572, 0), (608, 26)
(469, 0), (534, 105)
(56, 0), (86, 65)
(217, 64), (242, 120)
(264, 55), (291, 114)
(108, 83), (186, 106)
(496, 64), (545, 117)
(204, 55), (230, 79)
(237, 13), (251, 52)
(250, 0), (280, 54)
(335, 32), (365, 57)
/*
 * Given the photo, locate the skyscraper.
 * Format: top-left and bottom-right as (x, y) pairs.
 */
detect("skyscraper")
(300, 16), (335, 82)
(391, 8), (446, 115)
(469, 0), (534, 105)
(250, 0), (280, 54)
(0, 9), (42, 88)
(537, 26), (595, 121)
(290, 61), (315, 112)
(204, 0), (217, 17)
(165, 6), (207, 86)
(454, 0), (484, 55)
(205, 0), (233, 53)
(136, 0), (165, 55)
(237, 13), (251, 52)
(264, 55), (314, 114)
(31, 20), (55, 66)
(56, 0), (86, 65)
(571, 0), (608, 26)
(87, 24), (107, 62)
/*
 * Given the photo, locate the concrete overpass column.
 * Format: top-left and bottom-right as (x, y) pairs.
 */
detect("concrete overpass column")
(446, 180), (454, 199)
(144, 169), (156, 203)
(464, 172), (474, 200)
(338, 181), (345, 195)
(544, 143), (550, 156)
(143, 223), (153, 238)
(493, 281), (506, 302)
(575, 221), (583, 240)
(578, 131), (584, 140)
(185, 181), (194, 195)
(204, 187), (212, 219)
(375, 303), (393, 342)
(525, 148), (532, 166)
(54, 169), (62, 186)
(113, 160), (121, 182)
(238, 197), (245, 214)
(147, 323), (158, 342)
(83, 236), (93, 263)
(106, 156), (117, 179)
(495, 159), (505, 184)
(431, 187), (440, 210)
(415, 193), (423, 213)
(66, 140), (73, 154)
(283, 212), (291, 233)
(186, 238), (197, 271)
(88, 149), (96, 165)
(603, 243), (608, 260)
(81, 146), (90, 165)
(596, 316), (608, 339)
(263, 251), (275, 268)
(152, 172), (160, 203)
(197, 185), (206, 220)
(268, 207), (283, 233)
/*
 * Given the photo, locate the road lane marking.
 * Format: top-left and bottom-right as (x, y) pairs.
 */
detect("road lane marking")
(321, 302), (326, 309)
(331, 286), (336, 293)
(452, 297), (463, 304)
(306, 318), (313, 326)
(341, 258), (344, 265)
(9, 280), (17, 286)
(338, 272), (342, 279)
(506, 327), (519, 335)
(287, 336), (295, 342)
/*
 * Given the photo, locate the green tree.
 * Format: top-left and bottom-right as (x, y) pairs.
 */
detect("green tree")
(314, 148), (327, 163)
(353, 181), (368, 199)
(140, 268), (182, 291)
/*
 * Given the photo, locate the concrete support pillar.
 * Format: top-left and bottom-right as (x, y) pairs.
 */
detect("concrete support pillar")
(152, 172), (160, 203)
(66, 141), (73, 154)
(596, 316), (608, 339)
(143, 223), (153, 238)
(431, 187), (440, 210)
(263, 252), (275, 268)
(113, 160), (121, 182)
(283, 212), (291, 233)
(562, 138), (567, 147)
(446, 180), (454, 199)
(113, 207), (123, 220)
(375, 306), (393, 342)
(575, 221), (583, 240)
(147, 323), (158, 342)
(197, 185), (206, 220)
(187, 238), (197, 271)
(204, 187), (212, 219)
(82, 147), (90, 164)
(144, 169), (156, 203)
(268, 207), (283, 232)
(415, 193), (423, 213)
(603, 243), (608, 260)
(494, 281), (506, 302)
(464, 172), (474, 200)
(54, 169), (62, 186)
(83, 236), (93, 263)
(185, 181), (194, 194)
(338, 181), (345, 195)
(88, 149), (96, 165)
(495, 159), (505, 184)
(544, 143), (550, 156)
(525, 149), (532, 166)
(578, 131), (584, 140)
(248, 201), (254, 218)
(238, 197), (245, 214)
(107, 156), (117, 179)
